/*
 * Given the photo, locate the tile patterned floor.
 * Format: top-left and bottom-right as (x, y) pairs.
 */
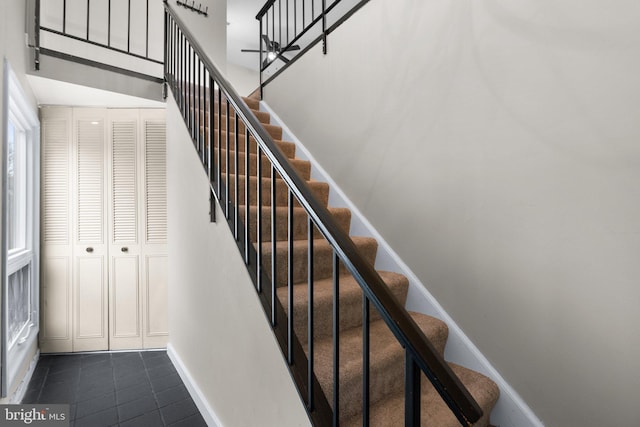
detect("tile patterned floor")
(22, 351), (207, 427)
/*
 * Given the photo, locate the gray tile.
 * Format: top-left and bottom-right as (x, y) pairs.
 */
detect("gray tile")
(118, 395), (158, 422)
(74, 406), (118, 427)
(167, 412), (208, 427)
(120, 409), (163, 427)
(116, 381), (154, 405)
(150, 372), (181, 393)
(155, 384), (190, 408)
(75, 392), (116, 419)
(160, 398), (198, 425)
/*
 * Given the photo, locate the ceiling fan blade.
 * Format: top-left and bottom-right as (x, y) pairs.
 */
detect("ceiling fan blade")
(283, 45), (301, 52)
(261, 34), (271, 47)
(277, 54), (290, 64)
(240, 49), (266, 53)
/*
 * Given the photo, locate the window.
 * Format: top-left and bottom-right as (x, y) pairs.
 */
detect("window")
(2, 60), (40, 398)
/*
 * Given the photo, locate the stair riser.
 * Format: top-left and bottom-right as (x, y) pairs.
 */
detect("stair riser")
(217, 149), (311, 180)
(239, 206), (350, 242)
(224, 176), (329, 207)
(261, 238), (377, 287)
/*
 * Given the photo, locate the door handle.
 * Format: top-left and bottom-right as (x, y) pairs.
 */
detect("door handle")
(121, 247), (129, 253)
(86, 247), (94, 253)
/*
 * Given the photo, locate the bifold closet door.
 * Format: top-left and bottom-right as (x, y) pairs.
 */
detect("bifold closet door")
(72, 109), (109, 352)
(108, 110), (143, 350)
(139, 109), (168, 349)
(40, 108), (73, 353)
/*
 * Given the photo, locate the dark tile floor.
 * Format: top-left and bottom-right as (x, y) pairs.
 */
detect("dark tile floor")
(22, 350), (207, 427)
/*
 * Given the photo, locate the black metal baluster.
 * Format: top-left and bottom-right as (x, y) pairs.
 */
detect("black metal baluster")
(146, 0), (149, 58)
(333, 252), (340, 426)
(107, 0), (111, 46)
(192, 48), (196, 141)
(287, 190), (294, 364)
(234, 111), (240, 239)
(293, 0), (297, 38)
(217, 84), (222, 199)
(278, 0), (282, 50)
(244, 130), (251, 263)
(307, 217), (314, 410)
(225, 98), (230, 219)
(259, 17), (264, 98)
(322, 0), (327, 54)
(270, 165), (277, 326)
(271, 7), (275, 53)
(86, 0), (90, 40)
(257, 147), (263, 292)
(127, 0), (131, 52)
(63, 0), (67, 33)
(405, 353), (421, 427)
(196, 57), (201, 154)
(286, 0), (289, 46)
(302, 0), (306, 30)
(311, 0), (315, 20)
(363, 295), (370, 426)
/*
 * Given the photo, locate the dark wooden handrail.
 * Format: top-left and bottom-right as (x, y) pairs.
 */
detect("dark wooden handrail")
(164, 2), (483, 424)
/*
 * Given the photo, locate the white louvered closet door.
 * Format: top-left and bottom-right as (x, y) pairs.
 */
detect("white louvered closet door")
(40, 108), (73, 353)
(140, 109), (168, 348)
(72, 109), (109, 352)
(108, 110), (143, 349)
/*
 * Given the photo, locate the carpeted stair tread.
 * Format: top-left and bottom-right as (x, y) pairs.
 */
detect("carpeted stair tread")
(312, 312), (449, 421)
(239, 205), (350, 242)
(209, 117), (282, 140)
(214, 131), (296, 157)
(193, 106), (271, 125)
(224, 176), (329, 207)
(343, 362), (500, 427)
(276, 270), (409, 344)
(261, 236), (378, 287)
(217, 148), (311, 179)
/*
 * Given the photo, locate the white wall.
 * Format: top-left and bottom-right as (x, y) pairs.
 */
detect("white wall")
(0, 0), (39, 402)
(264, 1), (640, 426)
(166, 96), (311, 427)
(225, 62), (259, 97)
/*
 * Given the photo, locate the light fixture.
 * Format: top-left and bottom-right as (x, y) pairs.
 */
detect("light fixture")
(267, 51), (277, 61)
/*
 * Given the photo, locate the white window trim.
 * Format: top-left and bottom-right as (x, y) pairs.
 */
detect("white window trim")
(1, 59), (40, 398)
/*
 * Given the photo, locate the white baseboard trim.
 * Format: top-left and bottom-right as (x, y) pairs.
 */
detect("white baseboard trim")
(167, 343), (223, 427)
(260, 101), (544, 427)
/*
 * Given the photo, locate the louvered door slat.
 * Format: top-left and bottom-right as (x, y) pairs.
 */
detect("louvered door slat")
(145, 121), (167, 243)
(111, 121), (138, 243)
(43, 120), (70, 244)
(77, 120), (105, 243)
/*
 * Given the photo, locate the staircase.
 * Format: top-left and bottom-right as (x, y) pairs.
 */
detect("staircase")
(217, 94), (501, 425)
(165, 4), (499, 425)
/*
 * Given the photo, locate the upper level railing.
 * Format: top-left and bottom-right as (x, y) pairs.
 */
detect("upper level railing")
(164, 1), (483, 424)
(254, 0), (370, 96)
(32, 0), (163, 82)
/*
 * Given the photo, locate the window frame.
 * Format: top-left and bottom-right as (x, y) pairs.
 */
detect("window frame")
(1, 59), (40, 398)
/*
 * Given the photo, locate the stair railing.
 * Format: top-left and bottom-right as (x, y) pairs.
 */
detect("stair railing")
(255, 0), (370, 96)
(32, 0), (163, 82)
(164, 2), (483, 425)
